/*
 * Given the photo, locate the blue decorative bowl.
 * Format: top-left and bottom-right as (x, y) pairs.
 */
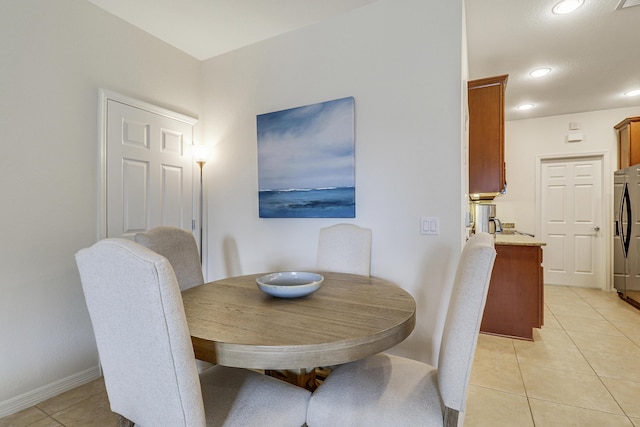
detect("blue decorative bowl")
(256, 272), (324, 298)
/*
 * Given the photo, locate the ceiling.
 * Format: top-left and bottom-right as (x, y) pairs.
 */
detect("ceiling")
(87, 0), (376, 60)
(89, 0), (640, 121)
(467, 0), (640, 120)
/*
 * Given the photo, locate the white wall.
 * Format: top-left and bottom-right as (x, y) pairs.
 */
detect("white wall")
(496, 106), (640, 233)
(461, 1), (470, 226)
(0, 0), (201, 414)
(200, 0), (466, 364)
(493, 106), (640, 292)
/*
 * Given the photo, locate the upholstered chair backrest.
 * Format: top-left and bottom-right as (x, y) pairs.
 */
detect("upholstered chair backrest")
(316, 223), (372, 277)
(437, 232), (496, 413)
(135, 226), (204, 291)
(75, 238), (206, 426)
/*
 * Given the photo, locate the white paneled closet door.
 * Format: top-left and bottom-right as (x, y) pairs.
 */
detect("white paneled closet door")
(541, 156), (604, 288)
(102, 92), (197, 240)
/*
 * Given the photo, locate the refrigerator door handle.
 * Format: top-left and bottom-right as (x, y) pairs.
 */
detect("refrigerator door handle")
(623, 182), (632, 257)
(618, 183), (625, 239)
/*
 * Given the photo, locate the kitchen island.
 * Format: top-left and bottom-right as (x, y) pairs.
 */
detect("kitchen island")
(480, 234), (546, 340)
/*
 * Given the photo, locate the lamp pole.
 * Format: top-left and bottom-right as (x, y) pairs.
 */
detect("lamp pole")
(193, 143), (211, 267)
(197, 160), (205, 266)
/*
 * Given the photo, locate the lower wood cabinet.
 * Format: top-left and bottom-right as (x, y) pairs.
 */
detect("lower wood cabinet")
(480, 243), (543, 341)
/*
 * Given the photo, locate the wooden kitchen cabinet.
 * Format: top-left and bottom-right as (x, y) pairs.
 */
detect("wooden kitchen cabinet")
(615, 116), (640, 169)
(468, 74), (508, 199)
(480, 240), (544, 341)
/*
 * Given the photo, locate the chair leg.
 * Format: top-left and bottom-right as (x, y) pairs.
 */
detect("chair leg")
(116, 414), (135, 427)
(444, 407), (459, 427)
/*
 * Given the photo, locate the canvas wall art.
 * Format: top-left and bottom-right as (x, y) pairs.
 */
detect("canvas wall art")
(257, 97), (355, 218)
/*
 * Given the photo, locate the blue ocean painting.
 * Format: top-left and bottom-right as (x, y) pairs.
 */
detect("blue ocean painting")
(257, 97), (355, 218)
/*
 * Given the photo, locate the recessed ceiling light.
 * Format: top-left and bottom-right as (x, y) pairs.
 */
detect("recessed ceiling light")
(517, 104), (535, 111)
(552, 0), (584, 14)
(530, 68), (551, 78)
(624, 89), (640, 97)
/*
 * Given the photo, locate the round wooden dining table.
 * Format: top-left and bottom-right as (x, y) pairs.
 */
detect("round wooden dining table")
(181, 271), (416, 387)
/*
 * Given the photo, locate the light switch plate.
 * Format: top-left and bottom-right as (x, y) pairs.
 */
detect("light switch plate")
(421, 217), (440, 235)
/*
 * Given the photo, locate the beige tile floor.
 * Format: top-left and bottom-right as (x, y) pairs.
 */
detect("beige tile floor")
(2, 285), (639, 427)
(0, 376), (115, 427)
(465, 285), (640, 427)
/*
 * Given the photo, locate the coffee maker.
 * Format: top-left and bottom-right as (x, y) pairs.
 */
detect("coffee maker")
(473, 203), (502, 234)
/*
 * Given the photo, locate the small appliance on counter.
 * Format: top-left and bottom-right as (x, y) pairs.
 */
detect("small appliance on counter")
(473, 203), (502, 234)
(500, 222), (515, 235)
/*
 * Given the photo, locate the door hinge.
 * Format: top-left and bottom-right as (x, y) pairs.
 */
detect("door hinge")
(192, 219), (196, 231)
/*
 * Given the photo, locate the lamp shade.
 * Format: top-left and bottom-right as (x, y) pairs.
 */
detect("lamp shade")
(192, 144), (212, 164)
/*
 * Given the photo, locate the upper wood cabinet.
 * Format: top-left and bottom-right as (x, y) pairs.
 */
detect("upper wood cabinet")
(615, 117), (640, 169)
(468, 74), (508, 200)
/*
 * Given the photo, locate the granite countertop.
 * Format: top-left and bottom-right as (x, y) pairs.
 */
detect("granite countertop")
(494, 233), (546, 246)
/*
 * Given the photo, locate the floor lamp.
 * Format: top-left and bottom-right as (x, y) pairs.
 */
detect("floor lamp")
(193, 145), (211, 266)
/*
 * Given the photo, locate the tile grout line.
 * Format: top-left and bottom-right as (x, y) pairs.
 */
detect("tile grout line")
(510, 335), (537, 426)
(26, 415), (62, 427)
(565, 287), (634, 423)
(590, 297), (640, 423)
(529, 289), (634, 422)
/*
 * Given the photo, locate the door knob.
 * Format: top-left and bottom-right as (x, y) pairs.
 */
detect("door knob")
(593, 226), (600, 232)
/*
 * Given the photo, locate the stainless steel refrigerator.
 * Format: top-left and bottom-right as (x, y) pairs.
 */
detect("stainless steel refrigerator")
(614, 166), (640, 309)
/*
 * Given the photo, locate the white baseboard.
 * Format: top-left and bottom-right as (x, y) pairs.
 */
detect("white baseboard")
(0, 366), (102, 419)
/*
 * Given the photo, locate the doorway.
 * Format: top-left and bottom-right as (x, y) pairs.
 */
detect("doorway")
(538, 154), (609, 289)
(98, 90), (198, 241)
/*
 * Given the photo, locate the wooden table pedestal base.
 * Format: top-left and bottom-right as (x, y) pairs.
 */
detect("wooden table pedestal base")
(265, 368), (318, 391)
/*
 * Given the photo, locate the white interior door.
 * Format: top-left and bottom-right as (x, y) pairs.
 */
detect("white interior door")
(103, 94), (197, 239)
(541, 156), (604, 288)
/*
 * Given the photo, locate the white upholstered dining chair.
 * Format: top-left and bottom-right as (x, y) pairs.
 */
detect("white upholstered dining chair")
(313, 223), (373, 382)
(135, 226), (204, 292)
(306, 232), (496, 427)
(76, 238), (310, 427)
(135, 226), (214, 372)
(316, 223), (372, 276)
